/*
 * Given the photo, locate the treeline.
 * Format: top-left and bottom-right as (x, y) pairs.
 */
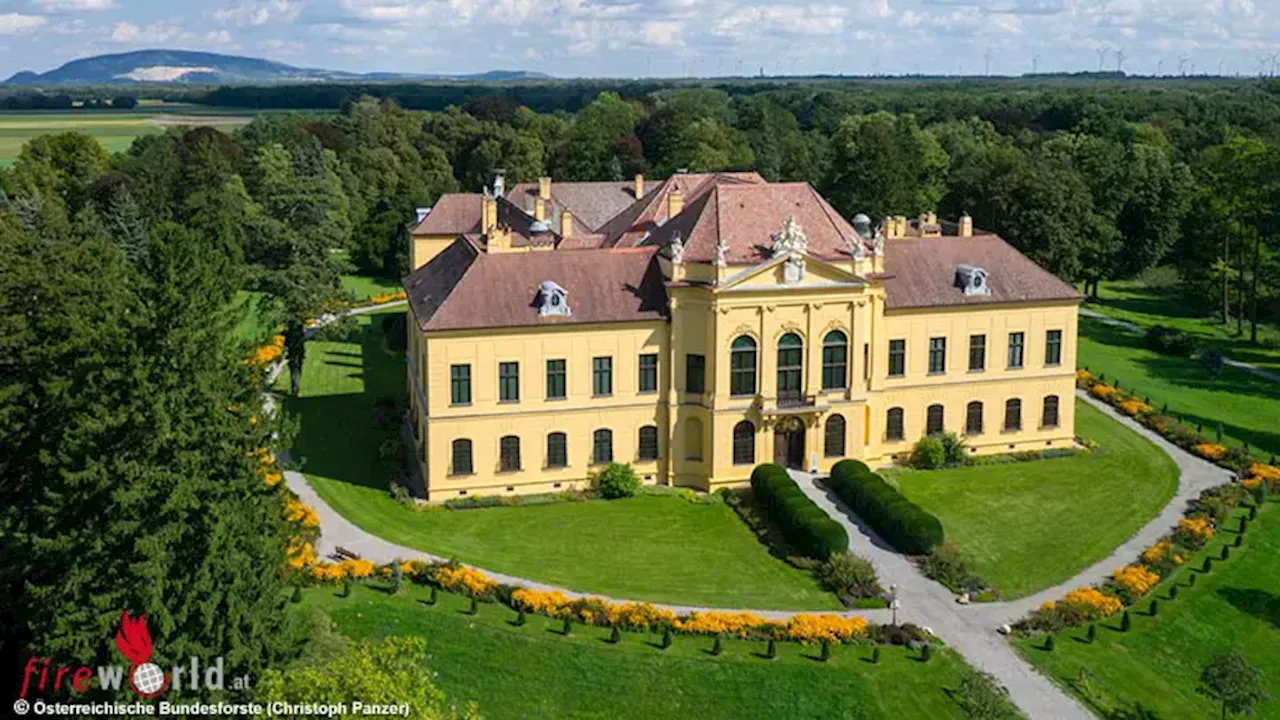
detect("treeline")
(0, 93), (138, 110)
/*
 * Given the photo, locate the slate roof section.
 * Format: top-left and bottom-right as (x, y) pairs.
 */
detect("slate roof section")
(408, 246), (668, 332)
(410, 194), (482, 235)
(506, 180), (653, 232)
(881, 235), (1084, 309)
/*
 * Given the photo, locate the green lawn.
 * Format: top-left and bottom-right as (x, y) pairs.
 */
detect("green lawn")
(1079, 316), (1280, 458)
(340, 274), (402, 301)
(1088, 279), (1280, 373)
(893, 400), (1179, 599)
(1018, 499), (1280, 719)
(282, 310), (838, 610)
(0, 110), (253, 165)
(301, 583), (974, 720)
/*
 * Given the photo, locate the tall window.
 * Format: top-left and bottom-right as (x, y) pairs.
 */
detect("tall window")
(546, 359), (566, 399)
(888, 339), (906, 377)
(968, 334), (986, 372)
(499, 435), (521, 471)
(593, 429), (613, 464)
(638, 354), (658, 393)
(822, 331), (848, 390)
(685, 418), (704, 461)
(966, 401), (984, 435)
(824, 414), (847, 457)
(1007, 332), (1025, 369)
(886, 407), (905, 441)
(1042, 395), (1060, 428)
(929, 337), (947, 374)
(730, 336), (757, 396)
(1004, 398), (1022, 431)
(451, 439), (473, 475)
(450, 364), (471, 405)
(777, 333), (803, 399)
(546, 432), (567, 468)
(732, 420), (755, 465)
(863, 343), (870, 380)
(638, 425), (659, 461)
(499, 362), (519, 402)
(593, 356), (612, 396)
(686, 354), (706, 393)
(926, 404), (945, 435)
(1045, 330), (1063, 366)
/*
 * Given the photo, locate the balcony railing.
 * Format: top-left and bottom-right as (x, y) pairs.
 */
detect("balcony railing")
(776, 393), (818, 409)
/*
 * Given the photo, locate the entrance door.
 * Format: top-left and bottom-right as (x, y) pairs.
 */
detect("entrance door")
(773, 418), (805, 469)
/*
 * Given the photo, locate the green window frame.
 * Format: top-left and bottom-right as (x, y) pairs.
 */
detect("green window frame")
(499, 362), (519, 402)
(593, 356), (612, 396)
(1045, 330), (1062, 367)
(638, 353), (658, 393)
(822, 331), (848, 390)
(928, 337), (946, 374)
(968, 334), (986, 372)
(888, 339), (906, 377)
(686, 354), (706, 394)
(777, 333), (803, 399)
(730, 336), (757, 396)
(546, 359), (566, 399)
(450, 364), (471, 405)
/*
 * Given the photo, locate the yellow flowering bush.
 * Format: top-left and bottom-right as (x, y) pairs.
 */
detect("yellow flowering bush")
(1117, 399), (1152, 417)
(368, 291), (408, 305)
(511, 588), (570, 614)
(1192, 443), (1228, 461)
(1030, 587), (1123, 630)
(1245, 463), (1280, 490)
(674, 611), (778, 639)
(1075, 368), (1093, 384)
(285, 497), (320, 528)
(606, 602), (679, 630)
(287, 539), (316, 569)
(1110, 564), (1160, 601)
(1140, 540), (1186, 573)
(1089, 384), (1117, 401)
(249, 335), (285, 366)
(784, 614), (869, 644)
(433, 565), (498, 598)
(310, 562), (346, 582)
(1174, 517), (1215, 548)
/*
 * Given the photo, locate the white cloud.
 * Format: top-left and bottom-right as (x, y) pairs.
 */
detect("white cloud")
(258, 38), (305, 54)
(0, 13), (48, 34)
(210, 0), (302, 26)
(713, 4), (850, 38)
(31, 0), (115, 11)
(639, 19), (685, 46)
(110, 20), (188, 44)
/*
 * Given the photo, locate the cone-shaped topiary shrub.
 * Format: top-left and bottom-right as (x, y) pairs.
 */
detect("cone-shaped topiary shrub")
(1169, 585), (1179, 600)
(290, 586), (302, 603)
(820, 638), (831, 662)
(1203, 557), (1214, 572)
(516, 610), (526, 626)
(871, 646), (881, 664)
(1120, 610), (1131, 632)
(1087, 624), (1097, 643)
(711, 634), (723, 656)
(921, 643), (932, 662)
(562, 617), (572, 635)
(610, 626), (621, 644)
(661, 628), (673, 649)
(1044, 635), (1055, 651)
(766, 639), (777, 659)
(1221, 545), (1231, 560)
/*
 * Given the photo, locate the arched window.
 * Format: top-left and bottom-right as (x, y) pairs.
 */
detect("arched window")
(1004, 399), (1023, 431)
(593, 429), (613, 464)
(886, 407), (905, 441)
(451, 439), (473, 475)
(685, 417), (704, 461)
(966, 401), (984, 435)
(638, 425), (659, 461)
(733, 420), (755, 465)
(822, 330), (848, 390)
(730, 336), (758, 396)
(777, 333), (803, 401)
(825, 414), (847, 457)
(499, 435), (521, 472)
(546, 432), (567, 468)
(926, 404), (945, 436)
(1042, 395), (1060, 428)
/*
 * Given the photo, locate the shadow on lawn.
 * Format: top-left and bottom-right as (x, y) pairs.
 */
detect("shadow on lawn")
(282, 312), (407, 492)
(1216, 587), (1280, 630)
(1080, 319), (1280, 457)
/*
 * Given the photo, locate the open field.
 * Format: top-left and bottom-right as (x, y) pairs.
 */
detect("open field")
(893, 400), (1179, 599)
(1078, 316), (1280, 458)
(281, 310), (838, 610)
(1019, 498), (1280, 719)
(0, 109), (256, 165)
(300, 582), (974, 720)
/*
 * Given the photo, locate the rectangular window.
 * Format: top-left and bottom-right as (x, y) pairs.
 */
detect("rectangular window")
(545, 359), (566, 399)
(638, 426), (659, 461)
(593, 429), (613, 464)
(546, 433), (567, 468)
(928, 337), (947, 374)
(593, 356), (613, 396)
(449, 364), (471, 405)
(1045, 330), (1063, 367)
(499, 436), (521, 472)
(1007, 332), (1025, 369)
(1004, 399), (1023, 431)
(638, 353), (658, 393)
(498, 362), (519, 402)
(886, 408), (905, 441)
(686, 354), (706, 394)
(822, 342), (848, 390)
(888, 340), (906, 377)
(968, 334), (986, 372)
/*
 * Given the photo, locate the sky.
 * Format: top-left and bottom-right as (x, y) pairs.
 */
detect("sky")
(0, 0), (1277, 79)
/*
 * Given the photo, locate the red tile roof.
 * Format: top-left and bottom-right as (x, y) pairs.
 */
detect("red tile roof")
(410, 194), (482, 235)
(406, 245), (667, 332)
(881, 235), (1084, 309)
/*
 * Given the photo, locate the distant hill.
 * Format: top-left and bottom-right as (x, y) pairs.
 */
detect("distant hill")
(3, 49), (550, 86)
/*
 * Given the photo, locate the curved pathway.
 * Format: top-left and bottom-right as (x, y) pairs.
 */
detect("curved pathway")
(281, 301), (1233, 720)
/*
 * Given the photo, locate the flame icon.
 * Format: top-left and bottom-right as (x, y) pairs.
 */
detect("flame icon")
(114, 611), (168, 698)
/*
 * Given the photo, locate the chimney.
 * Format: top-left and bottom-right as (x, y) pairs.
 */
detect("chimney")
(959, 212), (973, 238)
(560, 210), (573, 238)
(534, 197), (546, 222)
(481, 191), (497, 233)
(634, 173), (645, 199)
(667, 188), (684, 218)
(493, 169), (506, 199)
(894, 215), (908, 238)
(538, 176), (551, 201)
(487, 224), (512, 253)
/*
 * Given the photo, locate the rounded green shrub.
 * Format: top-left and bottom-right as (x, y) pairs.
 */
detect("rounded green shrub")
(593, 462), (641, 499)
(748, 463), (849, 559)
(828, 462), (944, 554)
(911, 437), (946, 469)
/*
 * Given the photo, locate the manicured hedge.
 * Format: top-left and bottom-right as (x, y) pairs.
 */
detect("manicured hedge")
(749, 464), (849, 559)
(828, 460), (944, 555)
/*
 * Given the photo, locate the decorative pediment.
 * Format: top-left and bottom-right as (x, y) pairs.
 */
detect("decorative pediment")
(716, 252), (869, 294)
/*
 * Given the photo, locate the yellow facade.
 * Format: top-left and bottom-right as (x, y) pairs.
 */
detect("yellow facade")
(406, 249), (1079, 502)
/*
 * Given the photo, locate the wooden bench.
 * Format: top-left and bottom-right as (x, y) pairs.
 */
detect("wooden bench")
(334, 546), (361, 560)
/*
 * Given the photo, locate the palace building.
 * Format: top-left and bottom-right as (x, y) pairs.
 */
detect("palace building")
(402, 171), (1082, 501)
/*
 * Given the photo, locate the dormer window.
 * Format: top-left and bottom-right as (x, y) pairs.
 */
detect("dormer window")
(537, 281), (571, 317)
(955, 264), (991, 296)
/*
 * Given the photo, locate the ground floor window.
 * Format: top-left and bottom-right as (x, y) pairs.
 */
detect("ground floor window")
(886, 407), (904, 441)
(824, 414), (846, 457)
(1004, 399), (1022, 431)
(546, 432), (567, 468)
(638, 425), (659, 461)
(1042, 395), (1060, 428)
(733, 420), (755, 465)
(593, 429), (613, 464)
(499, 435), (521, 471)
(451, 439), (472, 475)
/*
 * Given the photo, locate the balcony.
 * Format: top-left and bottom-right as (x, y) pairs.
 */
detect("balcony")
(777, 393), (817, 409)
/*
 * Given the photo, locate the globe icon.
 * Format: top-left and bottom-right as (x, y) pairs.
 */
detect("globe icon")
(132, 663), (165, 695)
